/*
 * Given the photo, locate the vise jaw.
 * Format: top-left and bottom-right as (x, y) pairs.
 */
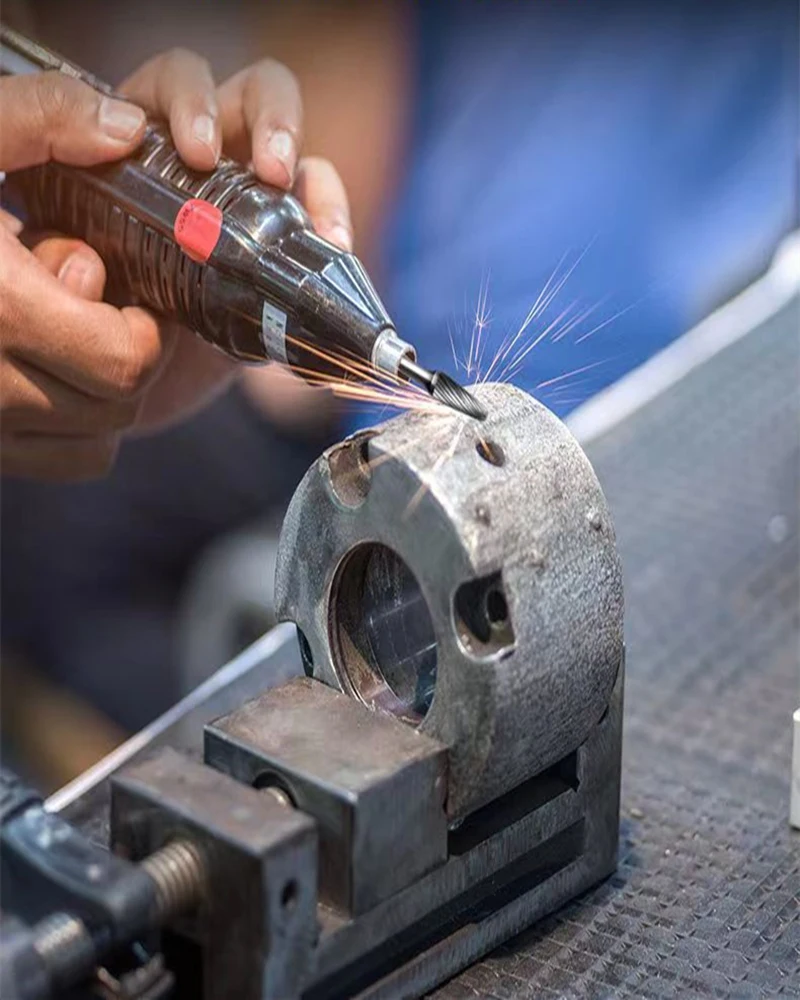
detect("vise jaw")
(110, 383), (624, 999)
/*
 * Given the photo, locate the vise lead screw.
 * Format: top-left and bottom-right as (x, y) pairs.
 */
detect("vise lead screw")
(30, 838), (206, 994)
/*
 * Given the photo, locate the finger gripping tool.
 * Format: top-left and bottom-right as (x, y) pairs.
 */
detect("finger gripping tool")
(0, 25), (485, 420)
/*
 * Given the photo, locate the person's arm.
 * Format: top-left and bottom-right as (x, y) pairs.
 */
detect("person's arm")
(0, 48), (352, 480)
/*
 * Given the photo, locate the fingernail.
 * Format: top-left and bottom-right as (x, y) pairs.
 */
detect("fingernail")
(328, 224), (353, 252)
(192, 113), (218, 153)
(266, 128), (296, 181)
(98, 97), (146, 141)
(58, 252), (94, 294)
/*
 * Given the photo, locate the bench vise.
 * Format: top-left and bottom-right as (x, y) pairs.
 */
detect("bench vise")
(2, 383), (624, 999)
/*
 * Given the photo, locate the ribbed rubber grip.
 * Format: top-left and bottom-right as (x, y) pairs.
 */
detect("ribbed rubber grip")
(8, 121), (316, 363)
(14, 126), (251, 331)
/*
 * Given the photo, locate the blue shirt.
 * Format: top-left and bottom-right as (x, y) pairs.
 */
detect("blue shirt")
(353, 0), (797, 428)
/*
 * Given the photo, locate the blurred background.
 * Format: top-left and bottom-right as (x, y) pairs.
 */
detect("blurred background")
(1, 0), (797, 792)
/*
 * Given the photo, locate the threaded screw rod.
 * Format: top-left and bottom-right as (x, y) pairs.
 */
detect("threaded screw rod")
(25, 838), (206, 997)
(140, 838), (206, 923)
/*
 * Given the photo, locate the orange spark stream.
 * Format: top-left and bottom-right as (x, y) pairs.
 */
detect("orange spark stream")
(283, 333), (450, 417)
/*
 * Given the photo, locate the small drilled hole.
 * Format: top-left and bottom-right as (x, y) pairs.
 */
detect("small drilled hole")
(454, 570), (515, 657)
(281, 880), (298, 912)
(485, 587), (508, 626)
(476, 439), (505, 466)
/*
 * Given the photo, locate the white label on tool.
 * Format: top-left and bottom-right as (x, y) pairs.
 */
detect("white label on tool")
(262, 300), (288, 363)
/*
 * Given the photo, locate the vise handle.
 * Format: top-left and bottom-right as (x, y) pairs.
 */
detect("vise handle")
(0, 767), (202, 999)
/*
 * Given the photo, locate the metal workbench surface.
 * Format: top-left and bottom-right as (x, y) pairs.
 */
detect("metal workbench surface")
(54, 249), (800, 999)
(435, 265), (800, 997)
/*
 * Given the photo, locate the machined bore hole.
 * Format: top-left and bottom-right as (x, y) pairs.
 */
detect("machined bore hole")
(330, 543), (437, 723)
(476, 438), (505, 467)
(326, 432), (376, 508)
(281, 880), (298, 912)
(454, 570), (515, 657)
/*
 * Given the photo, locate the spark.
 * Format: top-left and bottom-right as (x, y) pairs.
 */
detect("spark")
(541, 376), (595, 396)
(536, 359), (605, 390)
(479, 238), (596, 384)
(551, 299), (606, 343)
(294, 367), (430, 408)
(300, 378), (442, 414)
(351, 407), (471, 513)
(516, 248), (572, 329)
(574, 299), (642, 344)
(284, 333), (451, 416)
(286, 333), (403, 392)
(448, 321), (461, 372)
(403, 418), (469, 520)
(466, 273), (492, 378)
(496, 302), (578, 383)
(538, 395), (587, 407)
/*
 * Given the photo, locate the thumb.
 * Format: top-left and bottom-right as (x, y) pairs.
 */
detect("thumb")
(0, 72), (147, 173)
(30, 236), (107, 302)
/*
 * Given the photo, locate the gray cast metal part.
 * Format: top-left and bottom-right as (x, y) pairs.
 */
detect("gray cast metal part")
(275, 382), (624, 819)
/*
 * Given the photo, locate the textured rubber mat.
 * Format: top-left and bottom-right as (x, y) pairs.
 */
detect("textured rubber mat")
(435, 296), (800, 998)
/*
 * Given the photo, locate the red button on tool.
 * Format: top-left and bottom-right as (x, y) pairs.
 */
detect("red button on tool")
(173, 199), (222, 264)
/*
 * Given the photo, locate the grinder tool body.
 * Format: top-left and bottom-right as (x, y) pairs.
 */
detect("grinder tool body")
(0, 26), (485, 421)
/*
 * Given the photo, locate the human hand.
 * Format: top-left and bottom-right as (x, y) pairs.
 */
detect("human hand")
(1, 50), (351, 480)
(0, 72), (167, 480)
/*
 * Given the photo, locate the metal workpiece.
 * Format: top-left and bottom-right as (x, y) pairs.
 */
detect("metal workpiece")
(275, 382), (624, 819)
(110, 749), (318, 1000)
(205, 677), (448, 915)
